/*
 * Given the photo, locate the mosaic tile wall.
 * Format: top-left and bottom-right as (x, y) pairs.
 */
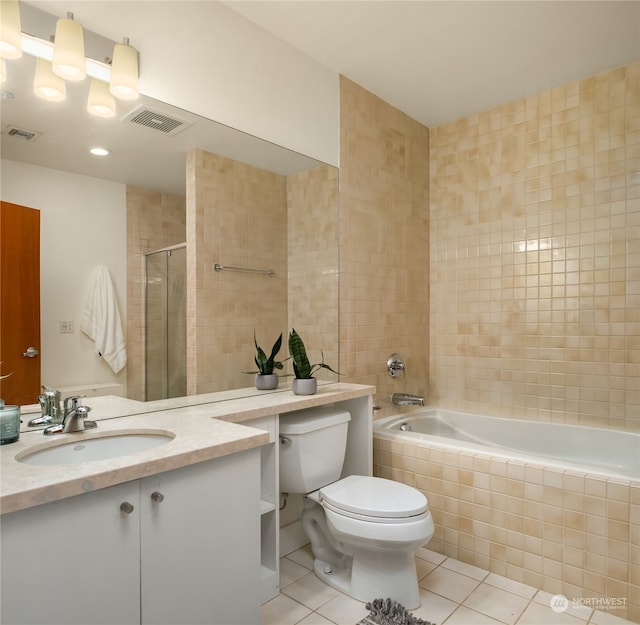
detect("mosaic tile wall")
(429, 62), (640, 430)
(339, 76), (431, 406)
(287, 165), (340, 381)
(186, 148), (288, 394)
(126, 186), (186, 401)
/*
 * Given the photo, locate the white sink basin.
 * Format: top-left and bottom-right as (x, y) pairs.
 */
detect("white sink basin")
(18, 431), (175, 465)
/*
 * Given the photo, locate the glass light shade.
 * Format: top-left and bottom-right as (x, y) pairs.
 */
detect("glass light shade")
(0, 58), (6, 84)
(33, 58), (66, 101)
(87, 78), (116, 117)
(52, 14), (86, 81)
(109, 40), (139, 100)
(0, 1), (22, 59)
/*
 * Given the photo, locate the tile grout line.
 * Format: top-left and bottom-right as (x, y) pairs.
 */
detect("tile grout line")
(273, 551), (635, 625)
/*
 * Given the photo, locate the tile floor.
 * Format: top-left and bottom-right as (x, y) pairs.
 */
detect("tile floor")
(261, 546), (638, 625)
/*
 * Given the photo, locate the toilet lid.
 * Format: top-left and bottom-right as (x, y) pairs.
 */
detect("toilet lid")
(319, 475), (427, 519)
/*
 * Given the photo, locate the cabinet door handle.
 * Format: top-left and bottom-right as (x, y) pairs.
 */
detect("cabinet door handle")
(150, 491), (164, 503)
(120, 501), (135, 514)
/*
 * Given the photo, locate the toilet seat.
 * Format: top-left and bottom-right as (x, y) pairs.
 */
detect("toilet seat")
(319, 475), (428, 521)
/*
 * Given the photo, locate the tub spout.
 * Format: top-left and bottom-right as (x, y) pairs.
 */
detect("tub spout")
(391, 393), (425, 406)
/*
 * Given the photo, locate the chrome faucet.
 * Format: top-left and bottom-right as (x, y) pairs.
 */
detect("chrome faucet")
(43, 396), (96, 435)
(28, 388), (62, 427)
(391, 392), (425, 406)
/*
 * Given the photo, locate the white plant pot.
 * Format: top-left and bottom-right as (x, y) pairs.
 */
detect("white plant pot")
(291, 377), (317, 395)
(255, 374), (279, 390)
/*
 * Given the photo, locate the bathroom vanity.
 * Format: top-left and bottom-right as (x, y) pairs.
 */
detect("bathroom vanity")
(0, 383), (374, 625)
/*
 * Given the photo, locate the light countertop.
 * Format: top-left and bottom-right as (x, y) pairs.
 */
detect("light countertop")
(2, 383), (374, 515)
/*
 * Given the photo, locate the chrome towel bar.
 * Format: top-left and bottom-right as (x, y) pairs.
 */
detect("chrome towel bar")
(214, 263), (275, 277)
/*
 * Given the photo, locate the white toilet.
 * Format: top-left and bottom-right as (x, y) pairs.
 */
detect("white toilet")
(279, 407), (434, 609)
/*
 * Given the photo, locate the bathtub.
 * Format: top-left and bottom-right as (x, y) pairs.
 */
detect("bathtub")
(374, 408), (639, 481)
(373, 407), (639, 619)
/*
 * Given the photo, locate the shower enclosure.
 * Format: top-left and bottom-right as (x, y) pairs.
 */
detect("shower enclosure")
(145, 244), (187, 401)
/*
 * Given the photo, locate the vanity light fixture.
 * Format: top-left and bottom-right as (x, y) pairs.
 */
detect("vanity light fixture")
(33, 58), (66, 102)
(89, 147), (110, 156)
(87, 78), (116, 117)
(109, 37), (139, 100)
(20, 32), (111, 83)
(3, 4), (141, 115)
(51, 12), (86, 82)
(0, 0), (22, 60)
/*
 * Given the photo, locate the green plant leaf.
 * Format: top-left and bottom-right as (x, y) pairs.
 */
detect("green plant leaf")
(268, 333), (283, 363)
(288, 328), (311, 378)
(309, 350), (341, 377)
(248, 331), (287, 375)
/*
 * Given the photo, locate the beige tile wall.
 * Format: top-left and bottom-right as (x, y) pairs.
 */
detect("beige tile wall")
(374, 434), (640, 622)
(126, 186), (186, 401)
(429, 62), (640, 430)
(287, 165), (340, 380)
(340, 63), (639, 621)
(128, 153), (339, 400)
(339, 76), (431, 405)
(186, 149), (288, 394)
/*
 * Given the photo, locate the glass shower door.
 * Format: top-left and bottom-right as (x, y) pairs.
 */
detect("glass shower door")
(145, 246), (187, 401)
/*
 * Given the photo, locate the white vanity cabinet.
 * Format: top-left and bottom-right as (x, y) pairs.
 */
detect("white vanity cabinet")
(1, 479), (140, 625)
(0, 449), (261, 625)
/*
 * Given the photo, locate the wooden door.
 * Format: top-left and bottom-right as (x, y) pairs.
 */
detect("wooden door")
(0, 201), (41, 405)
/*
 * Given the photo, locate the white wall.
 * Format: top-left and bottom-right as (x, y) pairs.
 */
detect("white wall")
(1, 159), (127, 393)
(28, 0), (340, 166)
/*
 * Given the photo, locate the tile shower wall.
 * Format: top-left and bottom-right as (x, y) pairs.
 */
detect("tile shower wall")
(126, 186), (186, 401)
(339, 76), (430, 404)
(430, 62), (640, 430)
(186, 149), (288, 394)
(287, 165), (340, 381)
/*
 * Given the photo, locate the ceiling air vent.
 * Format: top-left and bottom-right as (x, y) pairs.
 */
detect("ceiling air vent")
(122, 105), (193, 136)
(3, 125), (41, 142)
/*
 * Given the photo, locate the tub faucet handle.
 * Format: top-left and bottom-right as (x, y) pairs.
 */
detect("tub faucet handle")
(387, 353), (405, 378)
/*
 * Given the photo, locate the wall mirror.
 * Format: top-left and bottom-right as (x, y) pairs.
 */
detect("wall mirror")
(0, 3), (339, 412)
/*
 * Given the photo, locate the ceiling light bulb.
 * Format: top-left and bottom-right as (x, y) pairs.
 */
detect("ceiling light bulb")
(0, 1), (22, 60)
(33, 58), (66, 102)
(52, 12), (86, 81)
(89, 147), (110, 156)
(87, 78), (116, 118)
(110, 38), (139, 100)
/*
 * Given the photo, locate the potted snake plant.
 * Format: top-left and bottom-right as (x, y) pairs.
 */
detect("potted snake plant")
(246, 332), (288, 390)
(288, 328), (340, 395)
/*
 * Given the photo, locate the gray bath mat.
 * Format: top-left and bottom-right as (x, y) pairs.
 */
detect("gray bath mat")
(357, 598), (435, 625)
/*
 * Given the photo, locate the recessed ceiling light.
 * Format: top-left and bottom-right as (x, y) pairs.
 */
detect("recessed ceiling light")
(89, 147), (110, 156)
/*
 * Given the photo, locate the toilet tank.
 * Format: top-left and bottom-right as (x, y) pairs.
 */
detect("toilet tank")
(279, 407), (351, 494)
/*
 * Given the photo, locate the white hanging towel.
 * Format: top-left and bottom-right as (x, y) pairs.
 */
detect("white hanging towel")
(81, 265), (127, 374)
